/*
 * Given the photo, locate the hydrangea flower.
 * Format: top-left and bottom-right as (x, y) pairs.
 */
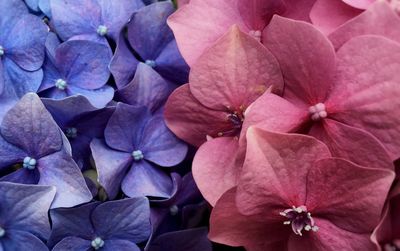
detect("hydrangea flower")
(165, 25), (283, 205)
(328, 1), (400, 50)
(310, 0), (400, 34)
(167, 0), (317, 65)
(50, 0), (144, 42)
(116, 63), (175, 113)
(0, 0), (48, 101)
(91, 103), (187, 199)
(39, 33), (113, 108)
(209, 127), (395, 250)
(0, 182), (55, 251)
(48, 197), (151, 251)
(372, 182), (400, 250)
(0, 93), (92, 208)
(110, 1), (189, 87)
(148, 228), (212, 251)
(245, 16), (400, 168)
(43, 95), (114, 169)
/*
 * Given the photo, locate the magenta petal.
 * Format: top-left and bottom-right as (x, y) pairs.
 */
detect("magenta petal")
(309, 0), (362, 35)
(342, 0), (375, 9)
(305, 158), (394, 233)
(328, 1), (400, 50)
(190, 25), (283, 111)
(264, 16), (335, 105)
(209, 188), (289, 250)
(192, 137), (241, 206)
(236, 128), (331, 217)
(309, 119), (394, 170)
(330, 35), (400, 159)
(164, 84), (231, 147)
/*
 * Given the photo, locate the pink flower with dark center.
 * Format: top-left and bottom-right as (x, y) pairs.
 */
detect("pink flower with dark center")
(167, 0), (316, 65)
(244, 15), (400, 169)
(164, 26), (283, 205)
(209, 127), (395, 251)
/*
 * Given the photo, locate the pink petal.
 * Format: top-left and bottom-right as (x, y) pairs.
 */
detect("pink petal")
(309, 119), (394, 170)
(209, 187), (289, 250)
(164, 84), (231, 147)
(310, 0), (362, 35)
(242, 93), (309, 139)
(236, 127), (331, 217)
(288, 218), (377, 251)
(190, 25), (283, 111)
(329, 35), (400, 159)
(305, 158), (394, 233)
(263, 16), (335, 106)
(342, 0), (375, 9)
(192, 137), (243, 206)
(176, 0), (190, 7)
(282, 0), (317, 22)
(329, 1), (400, 50)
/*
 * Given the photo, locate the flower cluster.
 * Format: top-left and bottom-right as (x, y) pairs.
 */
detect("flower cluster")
(1, 0), (400, 250)
(165, 0), (400, 250)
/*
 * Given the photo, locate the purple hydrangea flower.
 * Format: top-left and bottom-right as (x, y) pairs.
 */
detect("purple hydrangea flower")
(0, 0), (48, 116)
(48, 197), (151, 251)
(43, 95), (114, 169)
(90, 103), (188, 199)
(0, 93), (92, 208)
(50, 0), (144, 42)
(0, 182), (55, 251)
(39, 33), (113, 108)
(110, 2), (189, 88)
(116, 63), (175, 113)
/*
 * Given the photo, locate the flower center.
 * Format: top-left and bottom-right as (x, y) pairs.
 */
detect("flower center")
(145, 60), (156, 68)
(91, 237), (105, 250)
(249, 30), (262, 42)
(384, 239), (400, 251)
(23, 157), (37, 170)
(308, 103), (327, 121)
(280, 205), (318, 236)
(0, 46), (4, 56)
(55, 79), (67, 90)
(0, 227), (5, 238)
(169, 205), (179, 216)
(97, 25), (108, 36)
(65, 127), (78, 138)
(132, 150), (144, 161)
(216, 107), (245, 137)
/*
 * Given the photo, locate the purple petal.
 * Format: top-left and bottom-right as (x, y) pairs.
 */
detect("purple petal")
(105, 103), (150, 153)
(109, 32), (140, 89)
(102, 240), (141, 251)
(52, 236), (92, 251)
(1, 230), (49, 251)
(0, 182), (55, 239)
(122, 161), (173, 198)
(90, 139), (132, 199)
(1, 93), (62, 158)
(92, 197), (151, 242)
(0, 167), (40, 184)
(67, 85), (114, 108)
(0, 135), (25, 169)
(117, 63), (174, 113)
(140, 115), (187, 167)
(38, 150), (92, 208)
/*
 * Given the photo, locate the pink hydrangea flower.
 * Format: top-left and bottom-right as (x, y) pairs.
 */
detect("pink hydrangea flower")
(164, 26), (283, 205)
(209, 127), (395, 251)
(372, 182), (400, 251)
(244, 16), (400, 168)
(311, 0), (400, 34)
(168, 0), (315, 65)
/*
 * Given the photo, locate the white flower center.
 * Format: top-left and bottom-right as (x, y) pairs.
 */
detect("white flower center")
(280, 205), (319, 236)
(309, 103), (327, 121)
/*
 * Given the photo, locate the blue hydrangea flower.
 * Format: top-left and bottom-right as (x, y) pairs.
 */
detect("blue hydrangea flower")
(0, 93), (92, 208)
(116, 63), (175, 113)
(48, 197), (151, 251)
(110, 2), (189, 88)
(43, 95), (114, 169)
(39, 33), (113, 108)
(50, 0), (144, 42)
(0, 182), (55, 251)
(90, 103), (188, 199)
